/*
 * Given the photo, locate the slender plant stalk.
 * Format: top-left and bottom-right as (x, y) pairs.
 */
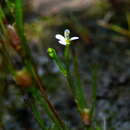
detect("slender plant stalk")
(64, 45), (75, 92)
(0, 30), (46, 130)
(90, 65), (97, 117)
(64, 46), (90, 130)
(15, 0), (66, 129)
(85, 66), (98, 130)
(64, 44), (87, 110)
(22, 91), (46, 130)
(29, 98), (46, 130)
(0, 23), (15, 75)
(73, 50), (87, 110)
(88, 65), (98, 130)
(29, 87), (68, 130)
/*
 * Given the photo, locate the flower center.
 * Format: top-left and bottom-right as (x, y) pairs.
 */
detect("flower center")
(65, 39), (70, 45)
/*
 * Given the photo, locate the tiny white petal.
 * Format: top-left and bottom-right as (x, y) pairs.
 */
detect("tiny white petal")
(58, 40), (66, 45)
(55, 34), (65, 41)
(70, 37), (79, 41)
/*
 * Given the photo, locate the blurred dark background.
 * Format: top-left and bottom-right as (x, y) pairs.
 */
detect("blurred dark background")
(1, 0), (130, 129)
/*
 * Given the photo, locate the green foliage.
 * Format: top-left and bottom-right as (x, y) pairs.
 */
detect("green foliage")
(28, 87), (66, 130)
(48, 34), (92, 129)
(14, 1), (67, 129)
(0, 0), (67, 130)
(0, 0), (101, 129)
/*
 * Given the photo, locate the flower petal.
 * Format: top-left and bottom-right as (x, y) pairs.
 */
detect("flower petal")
(70, 37), (79, 41)
(58, 40), (66, 45)
(55, 34), (65, 41)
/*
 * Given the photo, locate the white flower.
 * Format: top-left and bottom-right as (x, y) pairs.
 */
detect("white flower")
(55, 29), (79, 46)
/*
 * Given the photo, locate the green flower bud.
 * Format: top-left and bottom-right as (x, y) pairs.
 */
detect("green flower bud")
(47, 48), (56, 59)
(64, 29), (70, 40)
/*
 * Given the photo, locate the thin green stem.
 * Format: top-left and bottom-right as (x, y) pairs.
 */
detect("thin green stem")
(15, 0), (66, 129)
(90, 66), (97, 117)
(89, 65), (98, 130)
(64, 44), (75, 93)
(30, 99), (46, 130)
(73, 52), (87, 110)
(29, 87), (67, 130)
(64, 45), (87, 110)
